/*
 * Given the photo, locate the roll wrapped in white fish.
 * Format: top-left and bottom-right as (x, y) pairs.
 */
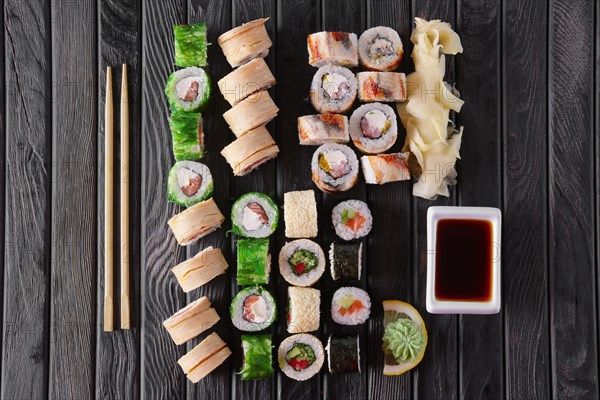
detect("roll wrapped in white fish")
(357, 71), (406, 102)
(298, 114), (349, 145)
(307, 31), (358, 67)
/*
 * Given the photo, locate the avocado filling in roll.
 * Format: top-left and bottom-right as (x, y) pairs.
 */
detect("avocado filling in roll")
(285, 343), (316, 371)
(360, 109), (390, 139)
(319, 149), (351, 179)
(288, 249), (318, 276)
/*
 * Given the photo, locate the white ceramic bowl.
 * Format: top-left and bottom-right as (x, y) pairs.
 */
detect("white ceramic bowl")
(426, 206), (501, 314)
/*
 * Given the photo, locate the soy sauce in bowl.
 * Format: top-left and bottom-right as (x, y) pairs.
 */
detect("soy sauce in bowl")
(434, 218), (493, 302)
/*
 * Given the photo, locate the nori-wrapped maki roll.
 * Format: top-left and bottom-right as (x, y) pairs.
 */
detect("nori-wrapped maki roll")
(165, 67), (212, 112)
(174, 22), (209, 67)
(167, 161), (213, 207)
(326, 335), (360, 374)
(240, 334), (274, 380)
(237, 238), (270, 285)
(169, 110), (204, 161)
(329, 242), (362, 280)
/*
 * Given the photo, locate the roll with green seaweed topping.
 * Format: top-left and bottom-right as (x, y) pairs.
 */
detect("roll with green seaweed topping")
(311, 143), (359, 193)
(278, 334), (324, 381)
(167, 161), (213, 207)
(237, 238), (271, 285)
(174, 22), (208, 67)
(230, 286), (277, 331)
(240, 334), (274, 380)
(165, 67), (212, 112)
(381, 300), (427, 376)
(169, 110), (204, 161)
(349, 103), (398, 154)
(232, 192), (279, 238)
(279, 239), (325, 286)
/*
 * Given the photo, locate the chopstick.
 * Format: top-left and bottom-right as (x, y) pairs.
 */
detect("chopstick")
(120, 64), (131, 329)
(104, 67), (114, 332)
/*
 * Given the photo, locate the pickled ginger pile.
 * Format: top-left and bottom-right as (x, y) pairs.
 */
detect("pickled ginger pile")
(398, 18), (464, 200)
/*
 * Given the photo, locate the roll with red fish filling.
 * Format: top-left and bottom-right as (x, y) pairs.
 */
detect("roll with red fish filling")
(311, 143), (359, 193)
(331, 199), (373, 240)
(230, 286), (277, 332)
(310, 65), (357, 114)
(231, 192), (279, 238)
(349, 103), (398, 154)
(167, 161), (213, 207)
(331, 287), (371, 325)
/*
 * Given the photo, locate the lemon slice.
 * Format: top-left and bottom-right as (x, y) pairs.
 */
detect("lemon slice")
(382, 300), (428, 376)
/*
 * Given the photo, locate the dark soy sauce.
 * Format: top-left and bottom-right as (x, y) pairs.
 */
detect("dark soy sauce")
(435, 218), (493, 302)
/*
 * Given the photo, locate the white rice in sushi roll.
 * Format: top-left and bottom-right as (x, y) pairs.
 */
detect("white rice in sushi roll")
(358, 26), (404, 71)
(278, 334), (325, 381)
(279, 239), (326, 286)
(311, 143), (359, 193)
(332, 200), (373, 240)
(349, 103), (398, 154)
(310, 65), (357, 114)
(331, 287), (371, 325)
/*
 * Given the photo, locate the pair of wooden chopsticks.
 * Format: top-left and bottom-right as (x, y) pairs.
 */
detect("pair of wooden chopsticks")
(104, 65), (130, 332)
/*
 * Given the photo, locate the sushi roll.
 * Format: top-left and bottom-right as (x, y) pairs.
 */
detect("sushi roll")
(287, 286), (320, 333)
(231, 192), (279, 238)
(218, 58), (276, 106)
(279, 239), (326, 286)
(178, 332), (232, 383)
(329, 242), (362, 281)
(168, 198), (225, 245)
(230, 286), (277, 331)
(284, 190), (319, 238)
(331, 287), (371, 325)
(240, 334), (274, 380)
(222, 90), (279, 138)
(171, 246), (228, 292)
(167, 161), (213, 207)
(331, 199), (373, 240)
(307, 31), (358, 67)
(218, 18), (272, 68)
(310, 65), (357, 114)
(298, 114), (350, 145)
(311, 143), (359, 193)
(174, 22), (208, 67)
(163, 296), (220, 345)
(278, 334), (324, 381)
(237, 238), (271, 285)
(358, 26), (404, 71)
(349, 103), (398, 154)
(357, 71), (406, 102)
(165, 67), (212, 112)
(169, 111), (205, 161)
(361, 153), (411, 184)
(221, 126), (280, 176)
(326, 335), (361, 374)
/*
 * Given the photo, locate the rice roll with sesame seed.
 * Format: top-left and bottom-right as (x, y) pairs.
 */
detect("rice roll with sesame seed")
(298, 114), (349, 145)
(331, 287), (371, 325)
(218, 18), (272, 68)
(240, 334), (274, 380)
(168, 198), (225, 245)
(278, 334), (324, 381)
(174, 22), (208, 67)
(349, 103), (398, 154)
(165, 67), (212, 112)
(169, 111), (205, 161)
(232, 192), (279, 238)
(307, 31), (358, 67)
(279, 239), (325, 286)
(358, 27), (403, 71)
(329, 242), (362, 281)
(357, 71), (406, 102)
(311, 143), (359, 193)
(287, 286), (320, 333)
(326, 335), (361, 374)
(361, 153), (411, 184)
(230, 286), (277, 331)
(237, 238), (271, 285)
(167, 161), (213, 207)
(284, 190), (319, 238)
(310, 65), (357, 114)
(332, 200), (373, 240)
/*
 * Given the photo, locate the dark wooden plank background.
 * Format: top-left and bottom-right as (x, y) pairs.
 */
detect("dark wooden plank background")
(1, 0), (599, 399)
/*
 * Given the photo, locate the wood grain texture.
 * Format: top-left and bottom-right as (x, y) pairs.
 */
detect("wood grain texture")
(226, 1), (279, 399)
(96, 0), (142, 398)
(275, 1), (322, 399)
(455, 1), (503, 399)
(548, 0), (599, 398)
(49, 0), (98, 398)
(320, 1), (368, 399)
(2, 0), (51, 398)
(502, 1), (551, 399)
(184, 1), (233, 399)
(410, 1), (459, 399)
(0, 3), (4, 393)
(140, 1), (187, 399)
(365, 1), (414, 399)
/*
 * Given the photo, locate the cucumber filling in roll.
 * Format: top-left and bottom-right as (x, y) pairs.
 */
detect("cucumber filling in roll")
(285, 343), (316, 371)
(165, 67), (212, 112)
(168, 161), (213, 207)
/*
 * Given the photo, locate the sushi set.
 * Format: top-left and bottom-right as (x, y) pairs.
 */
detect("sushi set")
(124, 13), (503, 385)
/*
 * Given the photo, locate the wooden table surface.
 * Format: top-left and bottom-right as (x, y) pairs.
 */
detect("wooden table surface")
(2, 0), (599, 399)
